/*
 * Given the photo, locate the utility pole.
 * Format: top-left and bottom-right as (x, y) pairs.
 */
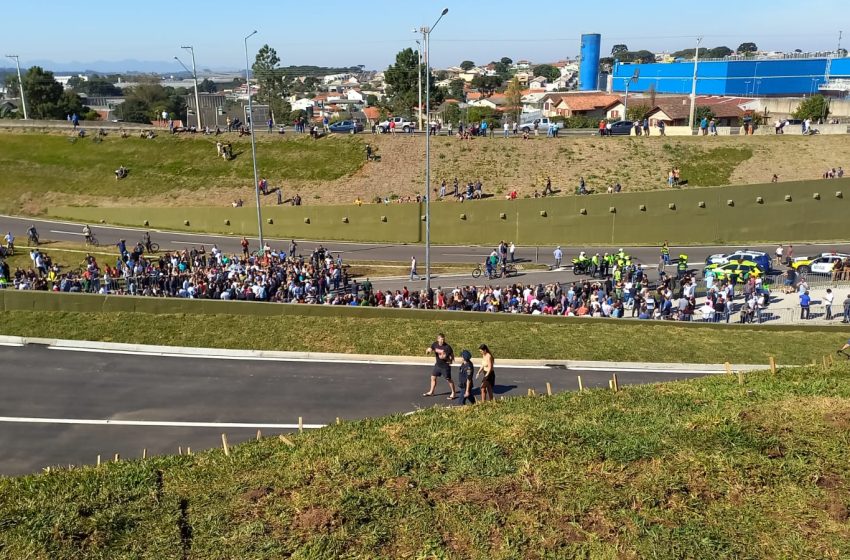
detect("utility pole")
(5, 55), (28, 119)
(244, 30), (264, 250)
(421, 8), (448, 294)
(182, 46), (203, 130)
(415, 39), (423, 131)
(687, 36), (703, 132)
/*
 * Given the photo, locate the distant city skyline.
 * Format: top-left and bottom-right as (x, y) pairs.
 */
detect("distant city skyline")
(1, 0), (845, 73)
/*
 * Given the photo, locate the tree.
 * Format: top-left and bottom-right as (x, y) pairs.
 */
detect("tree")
(252, 44), (291, 123)
(500, 57), (512, 65)
(505, 77), (523, 123)
(793, 94), (829, 120)
(611, 44), (629, 56)
(19, 66), (83, 119)
(198, 78), (217, 93)
(467, 106), (501, 127)
(737, 42), (758, 54)
(448, 78), (465, 100)
(695, 106), (715, 122)
(626, 103), (650, 122)
(493, 60), (512, 79)
(116, 98), (152, 123)
(470, 75), (502, 94)
(384, 48), (442, 116)
(441, 102), (462, 126)
(532, 64), (560, 82)
(708, 46), (733, 58)
(365, 94), (378, 106)
(459, 60), (475, 71)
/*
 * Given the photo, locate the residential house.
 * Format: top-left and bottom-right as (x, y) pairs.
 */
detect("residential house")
(540, 92), (623, 118)
(362, 106), (380, 125)
(469, 93), (508, 111)
(515, 71), (532, 86)
(458, 67), (484, 83)
(346, 89), (364, 102)
(529, 76), (548, 90)
(514, 60), (531, 71)
(643, 95), (750, 126)
(292, 98), (316, 112)
(521, 91), (547, 113)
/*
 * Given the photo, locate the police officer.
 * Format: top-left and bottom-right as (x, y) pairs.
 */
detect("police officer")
(677, 254), (689, 279)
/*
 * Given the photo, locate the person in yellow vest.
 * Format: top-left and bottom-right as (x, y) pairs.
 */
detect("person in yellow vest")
(661, 241), (670, 265)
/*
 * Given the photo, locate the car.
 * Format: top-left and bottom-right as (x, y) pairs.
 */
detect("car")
(606, 120), (635, 136)
(328, 120), (364, 134)
(376, 117), (416, 133)
(704, 261), (764, 280)
(790, 253), (850, 274)
(705, 250), (771, 272)
(519, 118), (560, 133)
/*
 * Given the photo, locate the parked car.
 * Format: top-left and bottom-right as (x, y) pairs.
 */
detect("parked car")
(704, 261), (764, 280)
(606, 120), (635, 136)
(705, 250), (771, 272)
(790, 252), (849, 274)
(328, 120), (364, 134)
(377, 117), (416, 133)
(519, 118), (560, 133)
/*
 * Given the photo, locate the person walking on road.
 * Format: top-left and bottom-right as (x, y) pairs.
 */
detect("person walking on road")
(424, 333), (456, 399)
(456, 350), (476, 405)
(410, 256), (418, 280)
(825, 288), (834, 320)
(553, 246), (563, 269)
(800, 290), (811, 320)
(477, 344), (495, 402)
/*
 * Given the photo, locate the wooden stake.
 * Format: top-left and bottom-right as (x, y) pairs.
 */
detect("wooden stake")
(546, 382), (553, 396)
(577, 376), (584, 392)
(823, 355), (829, 368)
(608, 380), (614, 390)
(336, 417), (341, 425)
(278, 435), (295, 447)
(828, 354), (835, 366)
(97, 455), (101, 466)
(612, 373), (619, 393)
(531, 388), (537, 396)
(298, 417), (304, 433)
(724, 362), (732, 376)
(187, 447), (192, 455)
(221, 433), (230, 457)
(738, 371), (744, 385)
(769, 356), (776, 375)
(113, 453), (120, 463)
(142, 448), (147, 459)
(256, 429), (262, 441)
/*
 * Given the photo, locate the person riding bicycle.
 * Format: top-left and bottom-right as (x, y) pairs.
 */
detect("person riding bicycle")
(82, 224), (92, 244)
(26, 225), (39, 244)
(485, 251), (499, 278)
(4, 231), (14, 252)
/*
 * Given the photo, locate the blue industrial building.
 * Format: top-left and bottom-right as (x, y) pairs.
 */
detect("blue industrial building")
(612, 57), (850, 96)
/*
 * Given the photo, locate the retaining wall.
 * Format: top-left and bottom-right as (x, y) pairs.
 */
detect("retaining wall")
(50, 178), (850, 246)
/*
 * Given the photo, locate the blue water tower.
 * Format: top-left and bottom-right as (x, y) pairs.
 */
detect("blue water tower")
(579, 33), (601, 91)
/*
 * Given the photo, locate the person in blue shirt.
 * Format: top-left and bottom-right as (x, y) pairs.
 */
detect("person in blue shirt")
(700, 117), (709, 135)
(799, 290), (811, 320)
(456, 350), (476, 405)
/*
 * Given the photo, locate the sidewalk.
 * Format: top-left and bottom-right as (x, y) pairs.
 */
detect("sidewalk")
(707, 285), (850, 325)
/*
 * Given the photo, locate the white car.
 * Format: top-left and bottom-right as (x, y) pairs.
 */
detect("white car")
(790, 253), (850, 274)
(376, 117), (416, 133)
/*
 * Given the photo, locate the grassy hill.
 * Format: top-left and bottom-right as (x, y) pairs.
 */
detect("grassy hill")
(2, 363), (849, 558)
(2, 130), (849, 215)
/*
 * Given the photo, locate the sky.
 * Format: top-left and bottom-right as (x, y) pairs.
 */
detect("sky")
(1, 0), (846, 73)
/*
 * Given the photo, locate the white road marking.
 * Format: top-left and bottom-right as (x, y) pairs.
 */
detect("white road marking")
(0, 416), (326, 429)
(44, 345), (550, 368)
(49, 230), (85, 236)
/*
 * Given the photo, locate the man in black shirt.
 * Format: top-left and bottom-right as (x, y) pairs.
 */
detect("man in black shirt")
(424, 333), (457, 399)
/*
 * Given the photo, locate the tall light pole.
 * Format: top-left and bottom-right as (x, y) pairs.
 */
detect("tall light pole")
(421, 7), (448, 294)
(5, 55), (28, 120)
(244, 30), (264, 250)
(415, 39), (423, 131)
(687, 36), (703, 132)
(181, 46), (203, 129)
(173, 54), (200, 128)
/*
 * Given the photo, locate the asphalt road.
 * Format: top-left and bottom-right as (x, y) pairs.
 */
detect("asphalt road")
(3, 214), (850, 291)
(0, 345), (711, 476)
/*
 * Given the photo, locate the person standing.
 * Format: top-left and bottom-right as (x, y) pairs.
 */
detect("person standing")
(825, 288), (834, 320)
(775, 244), (784, 268)
(553, 246), (563, 269)
(509, 241), (516, 263)
(477, 344), (495, 402)
(843, 293), (850, 323)
(661, 241), (670, 265)
(410, 256), (418, 281)
(424, 333), (456, 399)
(800, 290), (811, 320)
(241, 236), (250, 258)
(456, 350), (476, 405)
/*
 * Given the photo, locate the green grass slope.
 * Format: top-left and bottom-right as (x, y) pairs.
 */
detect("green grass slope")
(2, 364), (849, 558)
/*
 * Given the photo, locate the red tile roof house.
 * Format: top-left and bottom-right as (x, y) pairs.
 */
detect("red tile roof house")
(644, 95), (752, 126)
(540, 93), (623, 118)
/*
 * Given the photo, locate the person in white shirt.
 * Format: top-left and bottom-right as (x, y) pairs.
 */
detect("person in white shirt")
(825, 288), (835, 320)
(775, 244), (784, 267)
(553, 246), (563, 268)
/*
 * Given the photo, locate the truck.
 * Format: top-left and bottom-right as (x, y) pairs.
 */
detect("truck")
(518, 115), (560, 133)
(376, 117), (416, 133)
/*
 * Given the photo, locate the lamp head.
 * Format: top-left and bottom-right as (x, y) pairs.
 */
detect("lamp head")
(441, 8), (449, 15)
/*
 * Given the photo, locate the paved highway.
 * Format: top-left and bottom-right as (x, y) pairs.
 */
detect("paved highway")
(4, 213), (848, 291)
(0, 345), (712, 476)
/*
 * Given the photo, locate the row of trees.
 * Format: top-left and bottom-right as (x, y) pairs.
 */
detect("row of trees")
(3, 67), (95, 119)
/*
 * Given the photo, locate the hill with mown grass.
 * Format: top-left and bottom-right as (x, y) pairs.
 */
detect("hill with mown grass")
(1, 130), (848, 215)
(2, 362), (849, 558)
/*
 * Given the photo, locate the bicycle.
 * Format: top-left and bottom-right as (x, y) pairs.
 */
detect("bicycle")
(27, 233), (39, 247)
(472, 263), (517, 280)
(145, 241), (160, 253)
(85, 235), (100, 247)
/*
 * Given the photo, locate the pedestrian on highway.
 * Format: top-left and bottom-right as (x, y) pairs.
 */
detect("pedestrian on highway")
(289, 239), (297, 258)
(509, 241), (516, 263)
(825, 288), (834, 320)
(800, 290), (811, 320)
(775, 244), (784, 267)
(457, 350), (476, 405)
(424, 333), (456, 399)
(477, 344), (495, 402)
(410, 256), (418, 280)
(553, 246), (563, 269)
(241, 236), (250, 258)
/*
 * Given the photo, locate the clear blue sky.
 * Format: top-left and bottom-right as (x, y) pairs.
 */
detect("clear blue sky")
(2, 0), (845, 72)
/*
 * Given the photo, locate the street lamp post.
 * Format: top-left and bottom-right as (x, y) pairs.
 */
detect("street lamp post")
(421, 8), (448, 294)
(182, 46), (203, 130)
(416, 39), (423, 132)
(687, 36), (703, 132)
(244, 30), (264, 251)
(5, 55), (28, 120)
